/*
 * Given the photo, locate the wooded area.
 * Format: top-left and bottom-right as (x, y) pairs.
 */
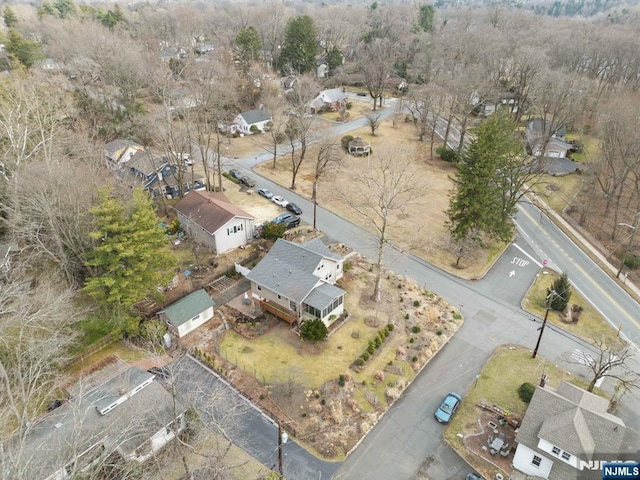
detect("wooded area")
(1, 0), (640, 477)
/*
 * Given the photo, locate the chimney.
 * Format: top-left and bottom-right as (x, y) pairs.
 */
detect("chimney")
(539, 374), (547, 387)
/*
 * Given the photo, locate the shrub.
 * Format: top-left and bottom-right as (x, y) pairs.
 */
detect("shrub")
(341, 135), (354, 152)
(373, 336), (382, 348)
(436, 146), (459, 163)
(354, 358), (364, 366)
(409, 338), (415, 343)
(548, 272), (571, 311)
(386, 324), (394, 332)
(405, 313), (410, 320)
(518, 382), (536, 403)
(260, 221), (287, 241)
(411, 325), (421, 333)
(413, 300), (420, 307)
(320, 399), (326, 405)
(367, 345), (375, 355)
(361, 352), (370, 361)
(338, 374), (346, 387)
(301, 319), (328, 342)
(250, 125), (259, 133)
(412, 356), (418, 362)
(436, 330), (443, 336)
(343, 261), (353, 272)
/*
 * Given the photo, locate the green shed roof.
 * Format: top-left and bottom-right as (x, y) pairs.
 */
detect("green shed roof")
(160, 289), (215, 327)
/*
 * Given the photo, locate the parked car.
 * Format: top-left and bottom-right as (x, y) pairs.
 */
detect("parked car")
(273, 213), (300, 229)
(258, 188), (274, 199)
(465, 474), (484, 480)
(272, 195), (288, 207)
(228, 169), (242, 180)
(286, 202), (302, 215)
(356, 92), (368, 97)
(240, 176), (256, 188)
(434, 392), (462, 423)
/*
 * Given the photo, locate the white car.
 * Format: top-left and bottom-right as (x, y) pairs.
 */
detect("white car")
(272, 196), (289, 208)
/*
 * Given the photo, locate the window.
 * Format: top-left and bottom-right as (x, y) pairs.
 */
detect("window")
(552, 446), (560, 455)
(233, 226), (237, 233)
(257, 286), (262, 291)
(561, 452), (571, 461)
(277, 295), (281, 299)
(532, 455), (542, 467)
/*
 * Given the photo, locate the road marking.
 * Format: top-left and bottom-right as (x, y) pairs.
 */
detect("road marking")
(512, 243), (543, 268)
(518, 206), (640, 334)
(509, 271), (515, 277)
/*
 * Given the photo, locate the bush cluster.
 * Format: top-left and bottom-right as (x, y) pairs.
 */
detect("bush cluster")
(353, 324), (394, 368)
(436, 146), (459, 163)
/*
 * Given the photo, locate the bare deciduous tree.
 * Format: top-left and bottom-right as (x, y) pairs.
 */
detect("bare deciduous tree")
(311, 137), (343, 229)
(366, 113), (382, 136)
(567, 338), (640, 394)
(358, 38), (394, 111)
(339, 147), (423, 301)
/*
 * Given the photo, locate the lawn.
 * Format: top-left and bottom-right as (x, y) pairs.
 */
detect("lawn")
(444, 345), (599, 480)
(65, 340), (152, 376)
(219, 315), (394, 389)
(532, 173), (584, 212)
(256, 116), (506, 279)
(522, 268), (623, 348)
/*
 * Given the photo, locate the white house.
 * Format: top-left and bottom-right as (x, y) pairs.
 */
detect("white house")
(158, 289), (216, 338)
(246, 238), (346, 327)
(8, 364), (186, 480)
(173, 191), (256, 255)
(513, 381), (626, 480)
(222, 108), (272, 135)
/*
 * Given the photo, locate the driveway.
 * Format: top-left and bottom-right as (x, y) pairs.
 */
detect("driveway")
(169, 354), (340, 480)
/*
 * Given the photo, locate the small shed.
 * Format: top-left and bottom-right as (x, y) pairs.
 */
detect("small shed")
(348, 136), (371, 156)
(158, 289), (216, 338)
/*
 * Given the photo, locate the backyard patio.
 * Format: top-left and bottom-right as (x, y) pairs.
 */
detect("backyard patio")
(463, 409), (519, 476)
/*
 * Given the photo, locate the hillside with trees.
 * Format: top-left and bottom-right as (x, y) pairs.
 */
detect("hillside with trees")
(1, 0), (640, 476)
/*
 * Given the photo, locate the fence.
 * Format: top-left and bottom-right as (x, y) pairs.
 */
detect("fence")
(63, 333), (118, 370)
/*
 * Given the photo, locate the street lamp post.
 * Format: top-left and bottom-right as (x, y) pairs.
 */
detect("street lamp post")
(616, 212), (640, 279)
(532, 290), (556, 359)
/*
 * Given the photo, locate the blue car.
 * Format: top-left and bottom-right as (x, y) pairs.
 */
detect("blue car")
(435, 392), (462, 423)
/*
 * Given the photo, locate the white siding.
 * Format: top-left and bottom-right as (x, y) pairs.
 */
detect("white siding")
(538, 438), (579, 469)
(215, 217), (255, 255)
(176, 305), (214, 337)
(513, 444), (554, 479)
(250, 281), (295, 312)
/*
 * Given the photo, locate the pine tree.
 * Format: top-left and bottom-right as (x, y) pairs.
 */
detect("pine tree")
(83, 188), (173, 309)
(3, 6), (18, 28)
(235, 26), (262, 67)
(548, 272), (571, 311)
(446, 112), (523, 264)
(278, 15), (317, 75)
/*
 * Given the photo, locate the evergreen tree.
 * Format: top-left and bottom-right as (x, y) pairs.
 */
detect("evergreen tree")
(446, 112), (523, 263)
(417, 4), (435, 32)
(278, 15), (317, 75)
(325, 48), (343, 75)
(5, 29), (43, 68)
(3, 6), (18, 28)
(235, 26), (262, 67)
(548, 272), (571, 311)
(83, 188), (173, 309)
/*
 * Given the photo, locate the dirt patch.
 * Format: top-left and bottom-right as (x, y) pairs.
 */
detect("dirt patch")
(186, 247), (464, 460)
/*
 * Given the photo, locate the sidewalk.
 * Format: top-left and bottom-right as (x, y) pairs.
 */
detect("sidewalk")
(534, 194), (640, 300)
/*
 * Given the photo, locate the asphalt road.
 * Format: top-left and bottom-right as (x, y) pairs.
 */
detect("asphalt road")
(193, 99), (640, 479)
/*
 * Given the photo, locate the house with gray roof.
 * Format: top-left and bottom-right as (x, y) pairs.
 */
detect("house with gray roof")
(512, 381), (626, 480)
(4, 365), (185, 480)
(526, 119), (572, 158)
(158, 289), (216, 338)
(309, 88), (348, 113)
(104, 139), (144, 168)
(221, 108), (272, 135)
(246, 238), (345, 326)
(173, 191), (256, 254)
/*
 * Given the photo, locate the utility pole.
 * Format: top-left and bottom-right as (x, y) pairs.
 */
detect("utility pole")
(532, 290), (556, 359)
(616, 212), (640, 278)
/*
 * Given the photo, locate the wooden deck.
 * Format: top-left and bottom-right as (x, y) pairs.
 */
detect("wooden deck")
(259, 300), (298, 325)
